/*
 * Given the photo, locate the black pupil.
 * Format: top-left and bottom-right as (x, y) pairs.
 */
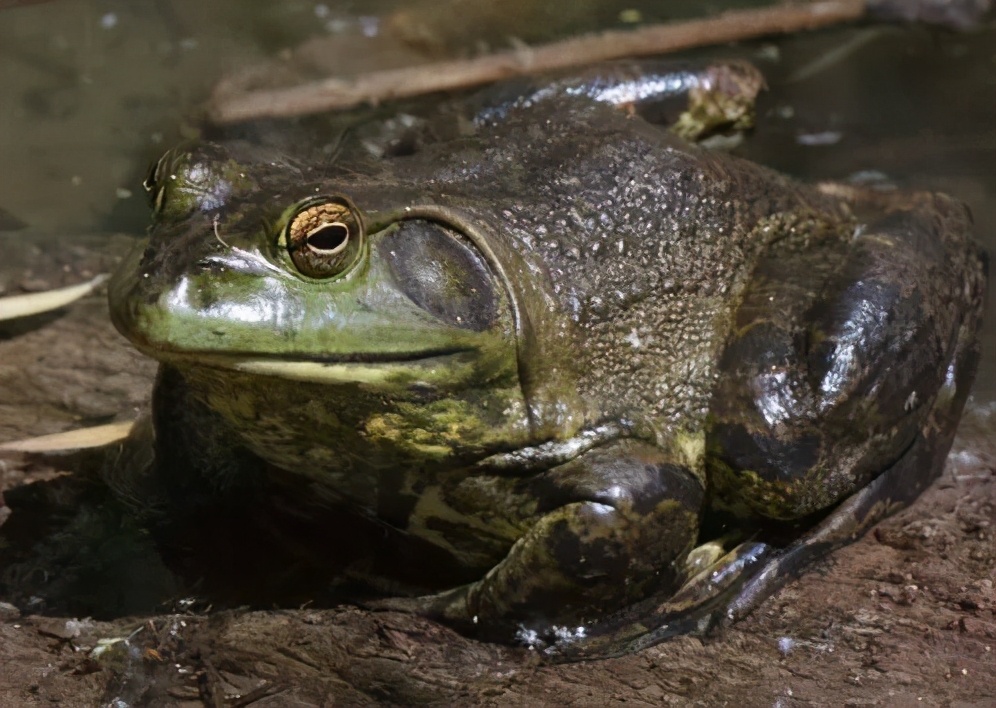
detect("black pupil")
(307, 223), (348, 251)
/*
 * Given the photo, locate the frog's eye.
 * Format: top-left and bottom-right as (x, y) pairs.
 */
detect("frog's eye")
(285, 197), (364, 279)
(143, 147), (237, 220)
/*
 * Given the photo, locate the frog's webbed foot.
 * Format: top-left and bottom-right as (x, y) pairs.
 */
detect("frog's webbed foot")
(362, 585), (472, 624)
(472, 59), (763, 140)
(536, 540), (772, 660)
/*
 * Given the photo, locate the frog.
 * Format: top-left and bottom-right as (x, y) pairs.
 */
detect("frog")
(105, 60), (986, 659)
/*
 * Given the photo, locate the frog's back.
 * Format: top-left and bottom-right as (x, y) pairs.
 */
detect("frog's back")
(426, 102), (855, 435)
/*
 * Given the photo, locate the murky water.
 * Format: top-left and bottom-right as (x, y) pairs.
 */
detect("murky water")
(1, 1), (993, 403)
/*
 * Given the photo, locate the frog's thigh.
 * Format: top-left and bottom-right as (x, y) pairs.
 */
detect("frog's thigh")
(725, 285), (983, 623)
(457, 440), (702, 628)
(710, 210), (969, 520)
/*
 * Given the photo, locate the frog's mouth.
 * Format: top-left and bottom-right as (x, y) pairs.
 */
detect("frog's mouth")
(145, 347), (484, 387)
(109, 203), (570, 430)
(109, 222), (517, 390)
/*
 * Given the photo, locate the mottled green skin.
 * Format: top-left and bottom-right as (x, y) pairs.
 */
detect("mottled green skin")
(108, 67), (987, 653)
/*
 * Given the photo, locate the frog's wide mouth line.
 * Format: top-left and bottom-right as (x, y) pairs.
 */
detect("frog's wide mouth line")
(142, 347), (481, 385)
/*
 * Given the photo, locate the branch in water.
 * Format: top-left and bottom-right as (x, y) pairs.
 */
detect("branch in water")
(0, 0), (59, 9)
(206, 0), (869, 124)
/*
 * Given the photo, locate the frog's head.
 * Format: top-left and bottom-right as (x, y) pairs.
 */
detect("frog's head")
(111, 143), (580, 456)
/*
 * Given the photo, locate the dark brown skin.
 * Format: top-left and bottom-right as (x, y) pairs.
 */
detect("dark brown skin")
(10, 63), (987, 660)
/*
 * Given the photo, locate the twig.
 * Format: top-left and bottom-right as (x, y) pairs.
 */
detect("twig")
(0, 273), (108, 323)
(206, 0), (867, 124)
(0, 0), (58, 9)
(0, 420), (135, 453)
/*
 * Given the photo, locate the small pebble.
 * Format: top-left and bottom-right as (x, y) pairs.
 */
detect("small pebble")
(0, 602), (20, 621)
(796, 130), (843, 146)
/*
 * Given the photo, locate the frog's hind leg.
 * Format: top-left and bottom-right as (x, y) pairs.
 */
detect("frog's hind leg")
(710, 200), (984, 522)
(723, 389), (975, 626)
(471, 59), (763, 139)
(705, 198), (986, 621)
(562, 402), (974, 661)
(549, 199), (985, 662)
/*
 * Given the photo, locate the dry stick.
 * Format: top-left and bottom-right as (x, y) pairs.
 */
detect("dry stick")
(207, 0), (867, 125)
(0, 0), (57, 9)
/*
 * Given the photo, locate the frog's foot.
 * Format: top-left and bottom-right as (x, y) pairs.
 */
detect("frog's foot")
(362, 585), (471, 622)
(595, 414), (964, 660)
(531, 540), (771, 660)
(545, 417), (970, 661)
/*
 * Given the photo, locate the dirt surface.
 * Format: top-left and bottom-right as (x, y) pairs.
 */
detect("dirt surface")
(1, 2), (994, 706)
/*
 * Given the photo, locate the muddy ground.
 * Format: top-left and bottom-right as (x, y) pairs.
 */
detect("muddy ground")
(1, 2), (995, 706)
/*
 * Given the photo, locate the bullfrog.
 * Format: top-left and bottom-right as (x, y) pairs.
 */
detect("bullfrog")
(106, 61), (986, 658)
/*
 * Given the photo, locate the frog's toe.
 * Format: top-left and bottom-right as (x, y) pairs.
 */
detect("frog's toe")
(544, 541), (772, 660)
(363, 585), (475, 627)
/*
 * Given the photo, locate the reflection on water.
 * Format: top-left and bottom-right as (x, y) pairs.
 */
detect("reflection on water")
(0, 1), (992, 398)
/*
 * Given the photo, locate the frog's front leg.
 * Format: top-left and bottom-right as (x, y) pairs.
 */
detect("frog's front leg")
(388, 439), (703, 638)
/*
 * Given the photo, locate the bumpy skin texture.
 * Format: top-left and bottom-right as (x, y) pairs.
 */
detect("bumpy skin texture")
(107, 64), (987, 655)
